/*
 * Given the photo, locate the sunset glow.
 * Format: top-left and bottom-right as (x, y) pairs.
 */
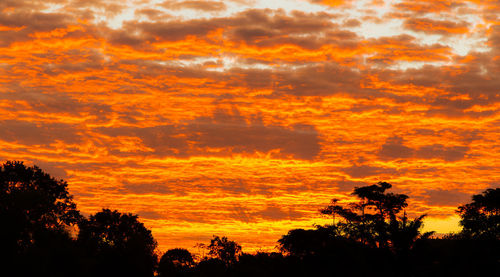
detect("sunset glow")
(1, 0), (499, 253)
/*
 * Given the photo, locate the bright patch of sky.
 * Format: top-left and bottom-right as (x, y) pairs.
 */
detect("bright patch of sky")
(253, 0), (326, 13)
(387, 60), (452, 71)
(107, 8), (137, 28)
(71, 0), (491, 69)
(42, 3), (65, 13)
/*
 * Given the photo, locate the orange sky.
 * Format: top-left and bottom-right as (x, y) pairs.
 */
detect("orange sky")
(0, 0), (499, 254)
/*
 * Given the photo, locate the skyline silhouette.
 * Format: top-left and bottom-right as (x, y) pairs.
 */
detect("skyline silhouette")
(1, 161), (498, 276)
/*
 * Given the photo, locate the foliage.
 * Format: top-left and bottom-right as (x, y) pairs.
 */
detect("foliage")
(77, 209), (158, 277)
(277, 227), (334, 257)
(158, 248), (194, 277)
(2, 161), (499, 276)
(0, 161), (82, 276)
(207, 235), (242, 266)
(162, 248), (194, 267)
(0, 161), (81, 250)
(457, 188), (500, 240)
(320, 182), (433, 253)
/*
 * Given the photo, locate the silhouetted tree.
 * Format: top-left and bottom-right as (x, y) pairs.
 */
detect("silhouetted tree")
(77, 209), (157, 277)
(232, 252), (288, 277)
(195, 258), (226, 277)
(387, 212), (433, 259)
(457, 188), (500, 240)
(206, 236), (241, 266)
(320, 182), (432, 254)
(277, 225), (391, 277)
(158, 248), (194, 277)
(6, 160), (500, 277)
(17, 227), (81, 277)
(277, 227), (333, 257)
(0, 161), (81, 276)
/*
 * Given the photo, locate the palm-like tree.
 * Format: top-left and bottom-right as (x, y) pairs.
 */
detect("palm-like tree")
(321, 182), (432, 253)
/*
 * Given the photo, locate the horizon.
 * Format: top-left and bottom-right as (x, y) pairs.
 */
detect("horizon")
(0, 0), (499, 253)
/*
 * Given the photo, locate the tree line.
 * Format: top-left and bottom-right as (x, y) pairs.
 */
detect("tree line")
(0, 161), (498, 276)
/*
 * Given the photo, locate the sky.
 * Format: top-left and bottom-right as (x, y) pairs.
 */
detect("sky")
(0, 0), (499, 253)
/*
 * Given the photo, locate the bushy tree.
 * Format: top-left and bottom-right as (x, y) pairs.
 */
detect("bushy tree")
(207, 235), (242, 266)
(158, 248), (194, 277)
(457, 188), (500, 240)
(0, 161), (81, 276)
(0, 161), (81, 248)
(77, 209), (158, 277)
(277, 227), (334, 257)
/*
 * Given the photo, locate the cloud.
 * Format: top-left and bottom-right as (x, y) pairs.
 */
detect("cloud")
(230, 205), (253, 223)
(0, 90), (112, 120)
(187, 110), (321, 160)
(378, 136), (469, 161)
(342, 164), (399, 178)
(343, 18), (361, 27)
(404, 18), (470, 35)
(137, 210), (164, 220)
(0, 120), (81, 146)
(366, 34), (452, 64)
(121, 180), (174, 195)
(230, 204), (306, 223)
(393, 0), (466, 15)
(423, 189), (472, 206)
(415, 144), (469, 162)
(378, 136), (414, 160)
(106, 8), (341, 52)
(334, 178), (371, 192)
(98, 109), (321, 160)
(272, 63), (363, 96)
(0, 10), (75, 46)
(258, 205), (303, 221)
(28, 159), (69, 180)
(161, 1), (227, 12)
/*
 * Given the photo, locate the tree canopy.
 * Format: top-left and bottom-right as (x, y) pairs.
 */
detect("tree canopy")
(1, 160), (499, 277)
(0, 161), (81, 250)
(0, 161), (82, 276)
(207, 236), (242, 266)
(458, 188), (500, 240)
(158, 248), (194, 277)
(77, 209), (158, 277)
(319, 182), (433, 253)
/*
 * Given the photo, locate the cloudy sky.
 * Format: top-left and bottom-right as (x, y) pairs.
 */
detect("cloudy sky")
(1, 0), (499, 252)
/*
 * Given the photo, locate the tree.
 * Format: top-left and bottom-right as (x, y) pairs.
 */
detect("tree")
(320, 182), (432, 253)
(158, 248), (194, 277)
(207, 235), (242, 266)
(277, 226), (388, 277)
(77, 209), (158, 277)
(277, 227), (334, 257)
(0, 161), (81, 276)
(457, 188), (500, 240)
(0, 161), (81, 246)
